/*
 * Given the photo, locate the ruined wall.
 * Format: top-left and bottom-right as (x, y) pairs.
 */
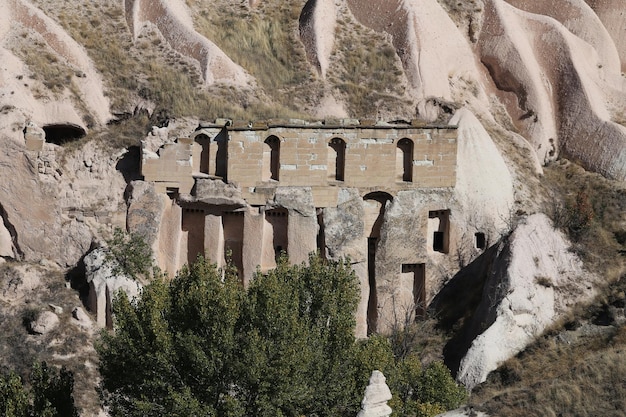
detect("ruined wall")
(145, 121), (457, 204)
(142, 137), (194, 193)
(138, 121), (461, 337)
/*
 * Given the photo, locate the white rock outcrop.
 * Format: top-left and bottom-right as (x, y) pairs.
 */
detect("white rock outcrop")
(451, 109), (516, 236)
(456, 214), (598, 389)
(357, 370), (392, 417)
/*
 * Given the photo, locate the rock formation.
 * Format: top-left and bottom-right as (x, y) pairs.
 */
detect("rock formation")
(447, 214), (598, 389)
(0, 1), (624, 411)
(357, 370), (393, 417)
(29, 310), (60, 335)
(84, 248), (142, 328)
(124, 0), (251, 86)
(1, 0), (110, 133)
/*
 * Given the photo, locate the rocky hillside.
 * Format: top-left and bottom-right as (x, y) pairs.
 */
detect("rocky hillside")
(0, 0), (625, 416)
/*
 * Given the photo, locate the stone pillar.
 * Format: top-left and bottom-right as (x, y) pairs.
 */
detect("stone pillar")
(286, 211), (318, 266)
(204, 214), (224, 267)
(242, 208), (264, 286)
(157, 200), (182, 276)
(357, 370), (392, 417)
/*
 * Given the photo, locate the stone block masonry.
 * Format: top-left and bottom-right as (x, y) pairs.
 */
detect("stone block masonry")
(142, 120), (457, 202)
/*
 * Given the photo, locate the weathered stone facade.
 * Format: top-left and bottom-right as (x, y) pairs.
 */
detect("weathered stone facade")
(138, 119), (459, 337)
(142, 119), (457, 203)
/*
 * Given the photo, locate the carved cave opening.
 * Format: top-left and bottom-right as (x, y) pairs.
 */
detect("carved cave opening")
(403, 263), (426, 318)
(215, 130), (228, 180)
(263, 136), (280, 181)
(262, 208), (288, 270)
(316, 208), (326, 259)
(105, 285), (113, 329)
(328, 137), (346, 181)
(195, 133), (210, 174)
(475, 232), (486, 250)
(42, 123), (86, 145)
(182, 208), (206, 265)
(428, 209), (450, 253)
(396, 138), (414, 182)
(222, 211), (244, 280)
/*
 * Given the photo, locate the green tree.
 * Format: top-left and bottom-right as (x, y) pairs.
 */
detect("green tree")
(0, 371), (29, 417)
(236, 255), (361, 416)
(105, 227), (154, 280)
(97, 254), (466, 417)
(0, 363), (78, 417)
(97, 259), (243, 416)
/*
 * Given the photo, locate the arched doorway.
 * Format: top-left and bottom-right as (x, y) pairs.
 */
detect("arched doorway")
(194, 133), (210, 174)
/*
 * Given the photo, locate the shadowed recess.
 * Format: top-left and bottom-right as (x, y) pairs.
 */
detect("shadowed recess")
(42, 124), (86, 145)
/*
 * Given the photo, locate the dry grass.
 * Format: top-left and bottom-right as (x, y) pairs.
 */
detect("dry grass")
(30, 0), (304, 127)
(24, 0), (415, 129)
(327, 5), (411, 118)
(542, 160), (626, 276)
(7, 25), (96, 126)
(471, 323), (626, 416)
(190, 0), (321, 115)
(0, 263), (101, 415)
(466, 160), (626, 416)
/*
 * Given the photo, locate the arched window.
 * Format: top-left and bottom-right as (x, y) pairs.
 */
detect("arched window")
(263, 136), (280, 181)
(328, 138), (346, 181)
(194, 133), (210, 174)
(396, 138), (414, 182)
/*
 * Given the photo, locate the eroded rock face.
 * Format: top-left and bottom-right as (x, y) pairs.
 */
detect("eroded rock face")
(185, 179), (246, 208)
(125, 0), (251, 86)
(299, 0), (336, 78)
(1, 0), (110, 128)
(455, 214), (598, 389)
(84, 248), (141, 328)
(296, 0), (626, 179)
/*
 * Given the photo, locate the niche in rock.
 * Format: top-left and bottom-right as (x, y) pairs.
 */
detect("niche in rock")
(195, 133), (210, 174)
(396, 138), (414, 182)
(182, 208), (205, 265)
(475, 232), (486, 250)
(363, 191), (393, 335)
(263, 136), (280, 181)
(403, 263), (426, 318)
(222, 211), (244, 279)
(261, 208), (288, 270)
(42, 123), (86, 145)
(316, 208), (326, 259)
(193, 129), (228, 180)
(328, 137), (346, 182)
(428, 209), (450, 253)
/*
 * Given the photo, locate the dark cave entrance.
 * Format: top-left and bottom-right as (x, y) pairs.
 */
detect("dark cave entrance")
(42, 123), (86, 145)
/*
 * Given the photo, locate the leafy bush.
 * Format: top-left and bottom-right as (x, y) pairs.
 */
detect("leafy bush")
(104, 227), (154, 281)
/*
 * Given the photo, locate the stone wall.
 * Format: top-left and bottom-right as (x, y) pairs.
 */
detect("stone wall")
(143, 120), (457, 203)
